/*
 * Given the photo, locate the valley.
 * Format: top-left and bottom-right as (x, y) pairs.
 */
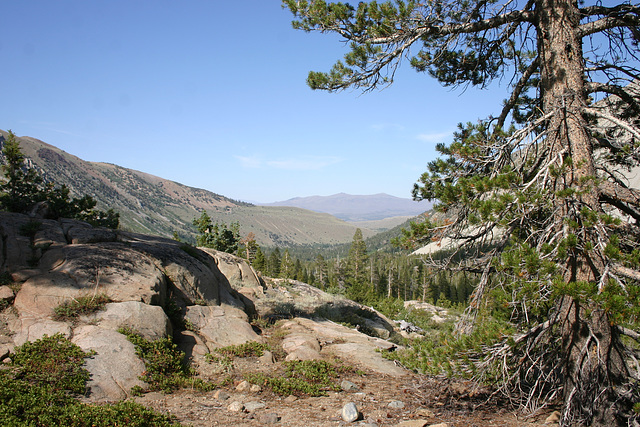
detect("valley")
(0, 130), (428, 248)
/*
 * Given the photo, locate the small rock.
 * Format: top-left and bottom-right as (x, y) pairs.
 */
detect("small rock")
(236, 380), (250, 392)
(341, 380), (360, 391)
(213, 390), (230, 401)
(0, 285), (14, 301)
(257, 412), (280, 424)
(545, 410), (561, 424)
(10, 269), (39, 282)
(227, 401), (244, 412)
(394, 421), (429, 427)
(284, 395), (298, 403)
(0, 343), (13, 361)
(416, 409), (435, 418)
(250, 384), (262, 393)
(388, 400), (405, 409)
(427, 423), (449, 427)
(341, 402), (360, 423)
(244, 401), (266, 412)
(258, 350), (275, 364)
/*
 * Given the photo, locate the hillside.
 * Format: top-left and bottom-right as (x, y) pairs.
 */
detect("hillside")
(262, 192), (431, 222)
(0, 130), (375, 246)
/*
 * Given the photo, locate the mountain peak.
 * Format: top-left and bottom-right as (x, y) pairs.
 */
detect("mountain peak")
(261, 193), (431, 222)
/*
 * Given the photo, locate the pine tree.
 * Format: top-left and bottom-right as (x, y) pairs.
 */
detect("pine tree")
(239, 232), (260, 263)
(280, 249), (295, 279)
(314, 254), (328, 289)
(252, 246), (266, 273)
(284, 1), (640, 423)
(0, 131), (42, 213)
(268, 248), (282, 278)
(192, 211), (240, 253)
(0, 131), (119, 228)
(345, 228), (370, 302)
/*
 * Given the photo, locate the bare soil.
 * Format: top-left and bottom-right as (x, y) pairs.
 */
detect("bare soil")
(133, 363), (555, 427)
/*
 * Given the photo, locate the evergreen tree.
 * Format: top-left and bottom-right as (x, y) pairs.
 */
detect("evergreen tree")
(0, 131), (119, 229)
(284, 1), (640, 422)
(268, 248), (282, 278)
(280, 249), (295, 279)
(192, 211), (240, 253)
(0, 131), (42, 213)
(238, 232), (260, 263)
(345, 228), (370, 302)
(314, 254), (328, 289)
(252, 246), (266, 273)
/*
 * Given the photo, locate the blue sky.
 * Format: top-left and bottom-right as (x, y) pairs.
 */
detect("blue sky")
(1, 1), (509, 203)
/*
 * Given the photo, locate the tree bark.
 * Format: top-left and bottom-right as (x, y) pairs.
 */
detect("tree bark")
(537, 1), (629, 424)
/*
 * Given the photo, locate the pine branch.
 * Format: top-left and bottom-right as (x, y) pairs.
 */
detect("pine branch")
(585, 81), (640, 116)
(611, 264), (640, 282)
(497, 57), (539, 129)
(584, 107), (640, 140)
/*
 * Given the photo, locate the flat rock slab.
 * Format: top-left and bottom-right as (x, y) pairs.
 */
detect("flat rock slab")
(185, 305), (262, 350)
(9, 316), (72, 346)
(89, 301), (172, 340)
(281, 318), (407, 376)
(73, 325), (146, 402)
(13, 272), (83, 318)
(39, 243), (167, 306)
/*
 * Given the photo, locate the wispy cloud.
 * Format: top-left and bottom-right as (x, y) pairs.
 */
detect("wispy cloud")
(235, 155), (263, 169)
(19, 121), (81, 137)
(416, 130), (453, 144)
(236, 155), (344, 171)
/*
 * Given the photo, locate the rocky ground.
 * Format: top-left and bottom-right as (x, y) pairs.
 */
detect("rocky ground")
(132, 315), (557, 427)
(132, 357), (556, 427)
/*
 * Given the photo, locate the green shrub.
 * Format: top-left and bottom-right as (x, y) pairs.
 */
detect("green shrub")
(0, 333), (183, 426)
(10, 333), (92, 394)
(382, 315), (513, 378)
(0, 374), (182, 426)
(53, 293), (111, 322)
(118, 327), (214, 393)
(216, 341), (269, 358)
(245, 359), (358, 397)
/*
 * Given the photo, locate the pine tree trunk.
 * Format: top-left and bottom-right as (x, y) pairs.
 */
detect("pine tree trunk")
(537, 1), (629, 424)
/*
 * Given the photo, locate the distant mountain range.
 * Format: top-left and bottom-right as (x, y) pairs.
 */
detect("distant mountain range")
(262, 193), (431, 222)
(0, 130), (389, 247)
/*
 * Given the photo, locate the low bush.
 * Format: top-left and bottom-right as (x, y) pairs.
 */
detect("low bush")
(119, 327), (215, 393)
(245, 359), (359, 397)
(216, 341), (270, 358)
(53, 293), (111, 322)
(1, 333), (183, 426)
(382, 315), (514, 378)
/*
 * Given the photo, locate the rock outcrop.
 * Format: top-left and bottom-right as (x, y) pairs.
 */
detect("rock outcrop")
(0, 211), (406, 403)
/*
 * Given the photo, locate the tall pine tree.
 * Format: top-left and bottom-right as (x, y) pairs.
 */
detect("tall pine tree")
(284, 1), (640, 423)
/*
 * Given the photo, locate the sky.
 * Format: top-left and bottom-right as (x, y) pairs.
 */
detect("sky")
(1, 1), (510, 203)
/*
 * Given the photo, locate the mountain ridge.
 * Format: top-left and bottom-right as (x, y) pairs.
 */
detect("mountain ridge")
(0, 130), (377, 247)
(261, 192), (431, 222)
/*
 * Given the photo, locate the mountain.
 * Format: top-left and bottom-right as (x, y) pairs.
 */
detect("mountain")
(0, 130), (375, 247)
(261, 193), (431, 222)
